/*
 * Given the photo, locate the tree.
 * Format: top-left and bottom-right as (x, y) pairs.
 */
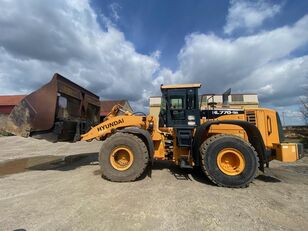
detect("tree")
(299, 87), (308, 125)
(300, 97), (308, 125)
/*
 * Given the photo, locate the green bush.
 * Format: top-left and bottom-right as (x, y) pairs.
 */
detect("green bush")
(300, 137), (308, 149)
(0, 130), (14, 136)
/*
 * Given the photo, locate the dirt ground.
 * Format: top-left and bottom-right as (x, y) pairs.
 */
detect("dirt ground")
(0, 136), (307, 231)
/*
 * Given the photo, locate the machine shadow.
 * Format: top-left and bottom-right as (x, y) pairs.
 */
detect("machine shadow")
(0, 153), (99, 177)
(255, 174), (281, 183)
(28, 153), (99, 171)
(93, 159), (214, 185)
(1, 152), (281, 187)
(151, 160), (215, 185)
(1, 152), (214, 186)
(32, 155), (216, 185)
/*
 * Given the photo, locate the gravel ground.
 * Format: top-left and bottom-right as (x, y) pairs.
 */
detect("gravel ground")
(0, 136), (307, 231)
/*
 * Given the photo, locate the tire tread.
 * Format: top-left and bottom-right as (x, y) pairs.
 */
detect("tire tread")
(200, 134), (259, 188)
(99, 132), (148, 182)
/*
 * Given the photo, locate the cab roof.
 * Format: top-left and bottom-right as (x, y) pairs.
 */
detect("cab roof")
(160, 83), (201, 89)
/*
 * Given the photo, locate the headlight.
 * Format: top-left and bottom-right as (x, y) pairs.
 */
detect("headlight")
(188, 115), (195, 121)
(188, 121), (196, 126)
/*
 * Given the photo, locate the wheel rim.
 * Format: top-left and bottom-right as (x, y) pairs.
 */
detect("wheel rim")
(110, 146), (134, 171)
(217, 148), (245, 176)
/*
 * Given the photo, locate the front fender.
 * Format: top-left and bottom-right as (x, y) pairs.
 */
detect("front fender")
(118, 127), (154, 161)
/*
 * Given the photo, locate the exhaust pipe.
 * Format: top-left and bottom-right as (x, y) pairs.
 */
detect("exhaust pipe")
(5, 73), (100, 142)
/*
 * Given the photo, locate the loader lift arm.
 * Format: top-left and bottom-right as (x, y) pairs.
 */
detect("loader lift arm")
(80, 115), (147, 141)
(104, 104), (133, 120)
(80, 103), (149, 141)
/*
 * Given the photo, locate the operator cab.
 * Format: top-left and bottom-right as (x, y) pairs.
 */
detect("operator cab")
(159, 84), (201, 146)
(159, 84), (201, 128)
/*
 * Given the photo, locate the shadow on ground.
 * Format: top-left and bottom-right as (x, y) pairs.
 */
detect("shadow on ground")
(0, 154), (215, 185)
(1, 153), (287, 186)
(0, 153), (98, 176)
(149, 160), (215, 185)
(255, 174), (281, 183)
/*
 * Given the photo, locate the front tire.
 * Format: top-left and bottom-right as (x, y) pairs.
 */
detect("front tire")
(99, 133), (149, 182)
(200, 134), (259, 188)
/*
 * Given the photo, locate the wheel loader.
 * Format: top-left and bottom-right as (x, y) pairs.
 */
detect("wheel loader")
(5, 73), (304, 188)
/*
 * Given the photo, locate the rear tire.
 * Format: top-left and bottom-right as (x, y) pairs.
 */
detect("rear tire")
(200, 134), (258, 188)
(99, 133), (149, 182)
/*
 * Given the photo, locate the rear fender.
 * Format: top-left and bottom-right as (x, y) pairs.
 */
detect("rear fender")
(193, 120), (267, 171)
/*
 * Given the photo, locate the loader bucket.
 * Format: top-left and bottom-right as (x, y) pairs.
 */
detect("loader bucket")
(5, 73), (100, 142)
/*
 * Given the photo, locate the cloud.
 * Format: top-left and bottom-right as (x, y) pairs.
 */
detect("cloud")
(0, 0), (160, 108)
(0, 0), (307, 125)
(238, 56), (308, 107)
(171, 15), (308, 102)
(156, 14), (308, 123)
(224, 0), (282, 34)
(275, 105), (305, 126)
(109, 2), (121, 21)
(259, 84), (274, 95)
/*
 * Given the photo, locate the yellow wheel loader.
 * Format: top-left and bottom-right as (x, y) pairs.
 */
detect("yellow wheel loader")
(5, 73), (304, 188)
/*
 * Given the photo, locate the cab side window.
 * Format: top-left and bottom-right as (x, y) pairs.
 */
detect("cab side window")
(170, 96), (185, 120)
(170, 97), (184, 109)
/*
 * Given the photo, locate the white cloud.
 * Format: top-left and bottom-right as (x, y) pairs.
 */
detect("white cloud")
(171, 15), (308, 100)
(259, 84), (274, 96)
(109, 2), (121, 21)
(284, 110), (303, 118)
(224, 0), (281, 34)
(150, 50), (161, 60)
(0, 0), (307, 125)
(238, 56), (308, 106)
(158, 15), (308, 124)
(275, 106), (305, 126)
(0, 0), (160, 108)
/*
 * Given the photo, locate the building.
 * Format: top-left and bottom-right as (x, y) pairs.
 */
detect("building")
(149, 96), (162, 121)
(200, 93), (259, 109)
(0, 96), (132, 122)
(149, 93), (259, 121)
(0, 97), (133, 130)
(0, 95), (26, 132)
(100, 100), (133, 121)
(0, 95), (26, 114)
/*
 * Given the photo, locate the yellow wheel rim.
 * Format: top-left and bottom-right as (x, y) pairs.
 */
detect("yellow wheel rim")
(217, 148), (245, 176)
(110, 146), (134, 171)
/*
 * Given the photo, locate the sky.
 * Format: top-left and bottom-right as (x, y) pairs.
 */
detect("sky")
(0, 0), (307, 125)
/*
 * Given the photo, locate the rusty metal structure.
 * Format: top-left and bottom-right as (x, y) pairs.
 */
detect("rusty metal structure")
(6, 73), (100, 142)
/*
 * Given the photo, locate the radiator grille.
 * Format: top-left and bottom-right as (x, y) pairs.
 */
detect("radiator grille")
(246, 111), (256, 125)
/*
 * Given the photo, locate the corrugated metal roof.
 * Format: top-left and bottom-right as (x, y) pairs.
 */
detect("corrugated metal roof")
(0, 95), (26, 106)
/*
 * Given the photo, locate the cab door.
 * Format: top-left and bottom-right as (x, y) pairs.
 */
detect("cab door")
(167, 89), (187, 126)
(166, 88), (200, 127)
